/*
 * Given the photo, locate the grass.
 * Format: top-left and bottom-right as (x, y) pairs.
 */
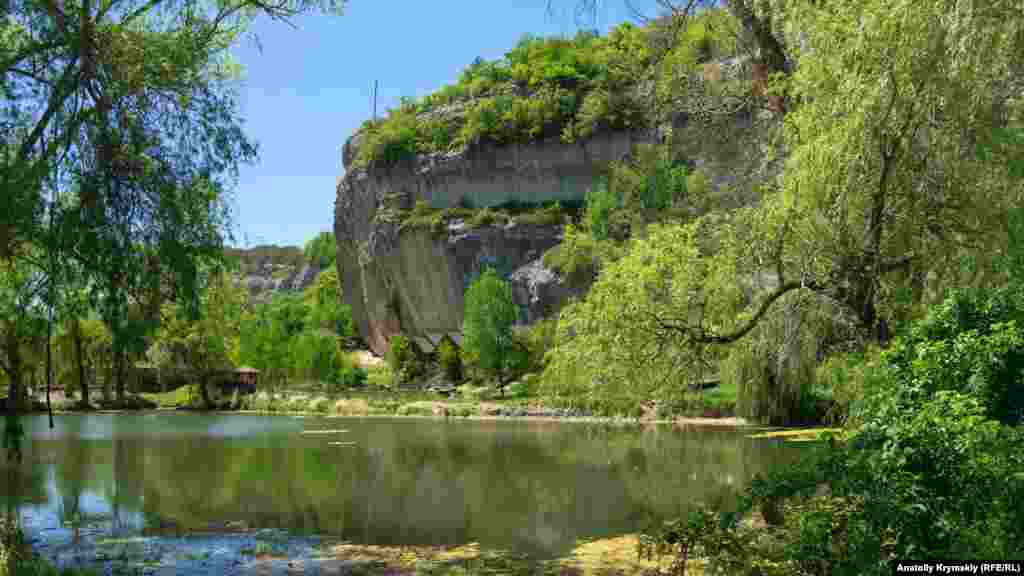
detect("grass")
(141, 385), (200, 408)
(746, 427), (842, 442)
(397, 202), (574, 236)
(658, 381), (739, 419)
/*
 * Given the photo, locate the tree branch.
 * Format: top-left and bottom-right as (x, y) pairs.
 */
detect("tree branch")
(698, 280), (811, 344)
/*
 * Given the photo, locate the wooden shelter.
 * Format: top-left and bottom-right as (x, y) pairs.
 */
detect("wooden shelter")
(213, 366), (260, 395)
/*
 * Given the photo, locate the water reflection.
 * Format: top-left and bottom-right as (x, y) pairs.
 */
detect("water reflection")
(2, 414), (800, 558)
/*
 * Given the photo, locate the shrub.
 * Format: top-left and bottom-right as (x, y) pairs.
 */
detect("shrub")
(469, 208), (501, 228)
(505, 380), (532, 398)
(511, 318), (557, 377)
(541, 223), (602, 285)
(339, 364), (368, 389)
(814, 347), (888, 426)
(386, 334), (412, 375)
(644, 393), (1024, 575)
(437, 338), (463, 383)
(876, 286), (1024, 425)
(386, 334), (423, 384)
(686, 169), (712, 213)
(583, 179), (619, 240)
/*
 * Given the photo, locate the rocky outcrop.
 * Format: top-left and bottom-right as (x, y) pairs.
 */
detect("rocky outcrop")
(509, 257), (590, 325)
(335, 130), (647, 355)
(334, 65), (780, 356)
(243, 262), (321, 300)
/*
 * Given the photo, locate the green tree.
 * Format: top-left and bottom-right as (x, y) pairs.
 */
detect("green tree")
(303, 231), (337, 269)
(303, 267), (354, 342)
(543, 0), (1024, 422)
(462, 269), (520, 395)
(1, 0), (347, 429)
(147, 268), (247, 407)
(0, 253), (47, 460)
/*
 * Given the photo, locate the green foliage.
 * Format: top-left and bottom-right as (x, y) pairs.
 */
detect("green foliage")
(723, 290), (860, 425)
(813, 347), (888, 426)
(540, 223), (619, 286)
(611, 143), (688, 213)
(289, 330), (346, 386)
(583, 180), (619, 241)
(462, 269), (520, 389)
(509, 319), (558, 379)
(348, 14), (741, 169)
(400, 202), (569, 235)
(646, 287), (1024, 572)
(386, 334), (419, 384)
(302, 231), (337, 269)
(303, 268), (355, 342)
(870, 286), (1024, 426)
(341, 364), (368, 388)
(147, 269), (248, 406)
(437, 338), (463, 383)
(685, 169), (712, 214)
(540, 218), (743, 416)
(469, 208), (501, 228)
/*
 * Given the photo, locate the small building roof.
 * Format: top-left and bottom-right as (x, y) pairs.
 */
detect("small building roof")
(234, 366), (260, 374)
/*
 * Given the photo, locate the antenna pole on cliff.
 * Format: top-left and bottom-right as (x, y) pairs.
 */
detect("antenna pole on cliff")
(372, 80), (378, 121)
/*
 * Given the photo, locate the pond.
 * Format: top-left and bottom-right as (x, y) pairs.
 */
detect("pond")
(2, 413), (802, 573)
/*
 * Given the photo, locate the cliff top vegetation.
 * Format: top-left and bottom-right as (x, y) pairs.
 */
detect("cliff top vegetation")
(348, 7), (739, 170)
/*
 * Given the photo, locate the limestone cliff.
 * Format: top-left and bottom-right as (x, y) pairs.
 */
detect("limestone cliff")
(334, 129), (648, 355)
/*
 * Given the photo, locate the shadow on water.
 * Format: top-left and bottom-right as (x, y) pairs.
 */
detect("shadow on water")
(2, 413), (803, 559)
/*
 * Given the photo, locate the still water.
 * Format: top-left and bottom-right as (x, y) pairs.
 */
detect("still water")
(2, 413), (801, 558)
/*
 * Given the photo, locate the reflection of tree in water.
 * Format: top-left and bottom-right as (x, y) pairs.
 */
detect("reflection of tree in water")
(9, 415), (801, 559)
(55, 415), (88, 542)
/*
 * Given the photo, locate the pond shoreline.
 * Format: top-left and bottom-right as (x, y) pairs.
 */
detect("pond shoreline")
(32, 403), (759, 428)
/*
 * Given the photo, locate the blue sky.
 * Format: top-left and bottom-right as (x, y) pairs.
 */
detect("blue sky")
(228, 0), (664, 249)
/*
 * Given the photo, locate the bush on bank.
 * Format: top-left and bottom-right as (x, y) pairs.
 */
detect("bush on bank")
(641, 287), (1024, 574)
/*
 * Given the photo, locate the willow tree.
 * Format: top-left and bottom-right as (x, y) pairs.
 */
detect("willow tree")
(543, 0), (1024, 422)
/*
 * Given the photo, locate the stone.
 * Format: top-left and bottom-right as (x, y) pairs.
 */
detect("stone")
(335, 129), (646, 355)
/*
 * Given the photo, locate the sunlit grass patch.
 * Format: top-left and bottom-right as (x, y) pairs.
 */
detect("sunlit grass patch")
(365, 364), (394, 389)
(141, 385), (200, 408)
(333, 398), (372, 415)
(553, 534), (681, 575)
(746, 428), (840, 442)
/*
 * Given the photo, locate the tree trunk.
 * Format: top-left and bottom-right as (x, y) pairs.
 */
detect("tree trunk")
(197, 373), (212, 409)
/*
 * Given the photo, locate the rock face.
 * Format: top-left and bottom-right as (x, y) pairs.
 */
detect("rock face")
(335, 130), (648, 355)
(509, 257), (591, 325)
(334, 69), (780, 356)
(243, 262), (321, 300)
